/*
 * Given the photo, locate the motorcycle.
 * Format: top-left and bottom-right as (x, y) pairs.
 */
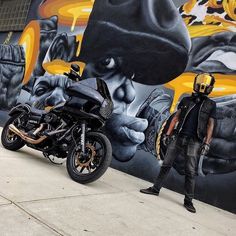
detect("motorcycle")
(1, 64), (113, 184)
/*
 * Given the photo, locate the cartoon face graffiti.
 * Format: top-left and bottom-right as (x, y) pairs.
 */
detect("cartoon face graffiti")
(82, 59), (148, 161)
(186, 31), (236, 74)
(29, 75), (72, 109)
(79, 0), (191, 161)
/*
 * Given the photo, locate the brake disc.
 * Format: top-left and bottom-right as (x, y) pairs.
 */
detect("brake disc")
(76, 143), (96, 168)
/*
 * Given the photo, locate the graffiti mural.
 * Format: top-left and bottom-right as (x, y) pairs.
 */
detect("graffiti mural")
(0, 0), (236, 213)
(79, 0), (191, 161)
(0, 44), (25, 110)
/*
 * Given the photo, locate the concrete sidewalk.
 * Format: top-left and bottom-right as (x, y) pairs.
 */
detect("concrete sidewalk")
(0, 131), (235, 235)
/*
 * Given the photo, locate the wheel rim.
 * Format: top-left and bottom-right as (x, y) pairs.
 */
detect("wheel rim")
(5, 128), (18, 143)
(72, 137), (105, 175)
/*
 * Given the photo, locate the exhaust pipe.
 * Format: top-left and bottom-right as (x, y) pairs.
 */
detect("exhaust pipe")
(33, 123), (45, 136)
(9, 124), (47, 145)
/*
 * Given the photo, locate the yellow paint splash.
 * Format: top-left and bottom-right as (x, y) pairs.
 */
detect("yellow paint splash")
(223, 0), (236, 21)
(76, 34), (83, 57)
(187, 25), (232, 38)
(165, 73), (236, 113)
(39, 0), (94, 30)
(65, 5), (92, 32)
(207, 0), (223, 8)
(203, 15), (236, 27)
(43, 59), (85, 75)
(183, 0), (197, 14)
(18, 21), (40, 85)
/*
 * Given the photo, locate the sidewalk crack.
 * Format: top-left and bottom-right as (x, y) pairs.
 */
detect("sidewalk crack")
(0, 193), (65, 236)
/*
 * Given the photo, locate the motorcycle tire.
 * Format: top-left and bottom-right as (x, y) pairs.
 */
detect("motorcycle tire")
(66, 132), (112, 184)
(1, 115), (25, 151)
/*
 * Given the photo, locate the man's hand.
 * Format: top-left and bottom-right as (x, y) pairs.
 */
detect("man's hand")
(200, 143), (210, 156)
(162, 134), (171, 147)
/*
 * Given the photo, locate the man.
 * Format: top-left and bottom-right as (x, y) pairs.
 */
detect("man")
(140, 73), (216, 213)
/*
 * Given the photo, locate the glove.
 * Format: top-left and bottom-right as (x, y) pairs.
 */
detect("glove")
(200, 143), (210, 156)
(162, 134), (171, 147)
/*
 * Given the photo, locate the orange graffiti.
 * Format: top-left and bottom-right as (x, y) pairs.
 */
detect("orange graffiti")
(223, 0), (236, 21)
(183, 0), (197, 14)
(207, 0), (223, 8)
(76, 34), (83, 57)
(187, 24), (232, 38)
(43, 59), (85, 75)
(18, 21), (40, 85)
(39, 0), (95, 32)
(203, 15), (236, 27)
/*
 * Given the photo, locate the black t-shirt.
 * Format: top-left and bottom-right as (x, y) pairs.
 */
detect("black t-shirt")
(178, 96), (216, 138)
(180, 101), (201, 138)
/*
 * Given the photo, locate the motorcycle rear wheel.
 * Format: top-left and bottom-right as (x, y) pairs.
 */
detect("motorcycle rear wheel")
(66, 131), (112, 184)
(1, 115), (25, 151)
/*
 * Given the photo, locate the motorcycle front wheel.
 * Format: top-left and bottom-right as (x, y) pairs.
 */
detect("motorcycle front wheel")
(66, 132), (112, 184)
(1, 115), (25, 151)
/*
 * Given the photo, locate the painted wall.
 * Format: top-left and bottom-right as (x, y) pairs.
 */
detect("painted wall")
(0, 0), (236, 213)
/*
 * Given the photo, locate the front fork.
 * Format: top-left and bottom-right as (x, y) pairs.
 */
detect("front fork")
(80, 121), (86, 154)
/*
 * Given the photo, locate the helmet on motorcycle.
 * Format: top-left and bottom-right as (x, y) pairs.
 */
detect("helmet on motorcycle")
(193, 73), (215, 95)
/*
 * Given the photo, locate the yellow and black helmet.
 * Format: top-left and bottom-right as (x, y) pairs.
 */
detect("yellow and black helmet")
(193, 73), (215, 95)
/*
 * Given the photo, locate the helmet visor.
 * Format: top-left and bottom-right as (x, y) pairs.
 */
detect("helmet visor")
(194, 74), (214, 94)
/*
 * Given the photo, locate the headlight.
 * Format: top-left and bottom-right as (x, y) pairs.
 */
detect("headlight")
(99, 99), (113, 119)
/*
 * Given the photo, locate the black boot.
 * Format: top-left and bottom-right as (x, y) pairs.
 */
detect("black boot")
(140, 186), (159, 196)
(184, 200), (196, 213)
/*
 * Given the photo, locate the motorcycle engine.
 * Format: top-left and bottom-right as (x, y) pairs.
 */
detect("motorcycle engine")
(44, 113), (58, 123)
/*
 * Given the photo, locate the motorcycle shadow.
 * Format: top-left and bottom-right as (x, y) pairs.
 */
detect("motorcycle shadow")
(17, 147), (66, 169)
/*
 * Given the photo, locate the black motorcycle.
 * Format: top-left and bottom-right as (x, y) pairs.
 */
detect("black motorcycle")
(1, 64), (113, 184)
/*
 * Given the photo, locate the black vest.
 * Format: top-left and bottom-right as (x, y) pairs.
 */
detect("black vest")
(176, 96), (216, 141)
